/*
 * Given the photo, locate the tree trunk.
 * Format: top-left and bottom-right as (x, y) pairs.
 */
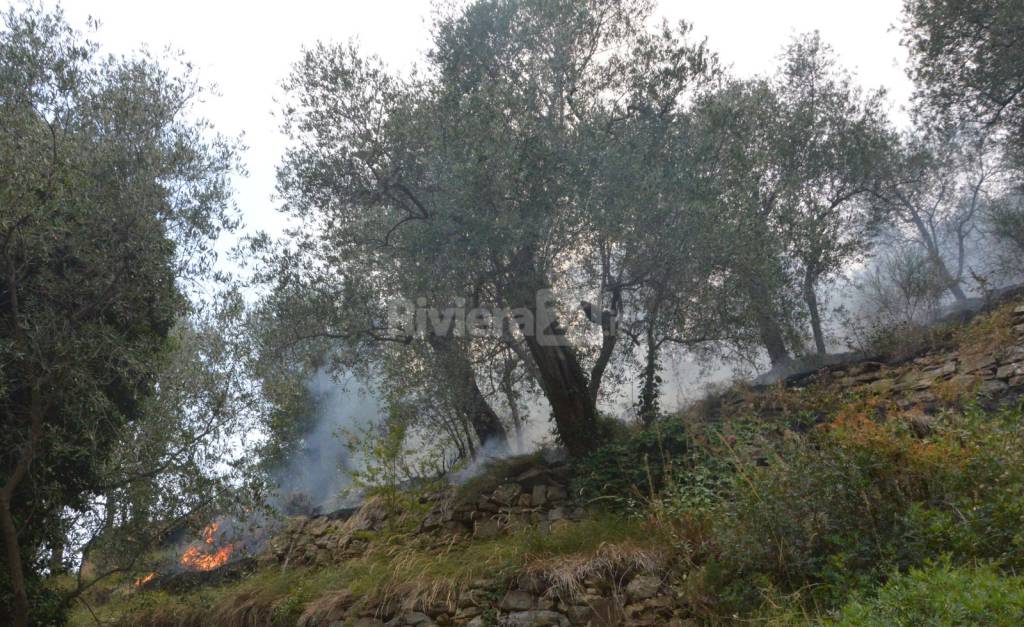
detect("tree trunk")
(501, 358), (525, 451)
(803, 275), (827, 355)
(501, 252), (601, 457)
(586, 288), (621, 405)
(758, 315), (790, 366)
(924, 246), (967, 302)
(907, 212), (967, 302)
(941, 263), (968, 302)
(747, 282), (790, 366)
(0, 387), (43, 627)
(521, 323), (600, 457)
(0, 492), (28, 627)
(427, 335), (509, 454)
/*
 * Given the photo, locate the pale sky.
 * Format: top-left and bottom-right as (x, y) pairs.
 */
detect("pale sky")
(45, 0), (913, 240)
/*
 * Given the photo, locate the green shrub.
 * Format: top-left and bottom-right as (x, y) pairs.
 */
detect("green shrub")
(710, 404), (1024, 613)
(834, 562), (1024, 626)
(571, 417), (689, 508)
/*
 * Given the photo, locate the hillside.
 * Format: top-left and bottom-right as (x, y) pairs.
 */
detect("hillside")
(66, 300), (1024, 626)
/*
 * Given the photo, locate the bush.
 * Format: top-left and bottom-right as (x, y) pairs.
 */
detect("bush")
(834, 562), (1024, 626)
(571, 417), (689, 508)
(709, 404), (1024, 612)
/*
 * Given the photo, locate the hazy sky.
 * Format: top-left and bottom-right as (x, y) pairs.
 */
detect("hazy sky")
(48, 0), (913, 238)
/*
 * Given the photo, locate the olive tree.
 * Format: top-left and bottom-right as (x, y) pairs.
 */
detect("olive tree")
(266, 0), (715, 456)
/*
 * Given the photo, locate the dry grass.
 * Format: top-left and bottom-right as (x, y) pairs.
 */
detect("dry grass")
(956, 302), (1017, 357)
(295, 590), (357, 627)
(524, 541), (664, 599)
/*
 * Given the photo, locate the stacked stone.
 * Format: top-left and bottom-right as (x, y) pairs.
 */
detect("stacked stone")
(722, 303), (1024, 413)
(318, 570), (688, 627)
(839, 304), (1024, 408)
(260, 498), (389, 568)
(420, 463), (584, 541)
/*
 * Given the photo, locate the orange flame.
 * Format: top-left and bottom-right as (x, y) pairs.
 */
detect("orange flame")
(179, 520), (234, 571)
(133, 572), (155, 588)
(179, 544), (233, 571)
(202, 521), (220, 544)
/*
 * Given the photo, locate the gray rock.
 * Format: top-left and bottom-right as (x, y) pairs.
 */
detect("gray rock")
(546, 485), (568, 502)
(473, 518), (501, 540)
(997, 362), (1024, 379)
(980, 379), (1008, 395)
(504, 610), (570, 626)
(626, 574), (662, 601)
(518, 572), (546, 594)
(455, 606), (482, 619)
(547, 507), (566, 521)
(535, 594), (557, 611)
(499, 589), (535, 611)
(566, 605), (593, 623)
(515, 467), (554, 488)
(531, 484), (547, 507)
(491, 482), (523, 505)
(401, 611), (432, 625)
(960, 352), (997, 373)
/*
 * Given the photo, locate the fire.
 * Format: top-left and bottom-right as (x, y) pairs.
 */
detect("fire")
(179, 544), (233, 571)
(133, 572), (155, 588)
(179, 520), (234, 571)
(202, 521), (220, 544)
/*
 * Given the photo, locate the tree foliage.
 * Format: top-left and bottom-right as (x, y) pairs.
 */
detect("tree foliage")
(0, 6), (245, 624)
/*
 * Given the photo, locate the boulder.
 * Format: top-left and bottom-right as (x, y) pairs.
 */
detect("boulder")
(980, 379), (1008, 395)
(531, 484), (548, 507)
(515, 467), (554, 488)
(565, 605), (593, 623)
(399, 611), (432, 625)
(504, 610), (569, 626)
(491, 483), (523, 505)
(626, 575), (662, 602)
(473, 518), (501, 540)
(996, 362), (1024, 379)
(546, 485), (568, 502)
(960, 352), (997, 374)
(499, 589), (535, 611)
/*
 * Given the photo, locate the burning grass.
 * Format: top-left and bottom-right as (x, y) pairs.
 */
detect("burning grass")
(179, 521), (236, 571)
(69, 513), (662, 627)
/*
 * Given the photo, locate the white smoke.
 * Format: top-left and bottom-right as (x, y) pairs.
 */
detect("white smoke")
(272, 369), (384, 512)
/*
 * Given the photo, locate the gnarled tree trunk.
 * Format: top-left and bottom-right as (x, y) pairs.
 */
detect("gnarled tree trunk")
(427, 334), (509, 454)
(521, 320), (600, 458)
(803, 274), (827, 355)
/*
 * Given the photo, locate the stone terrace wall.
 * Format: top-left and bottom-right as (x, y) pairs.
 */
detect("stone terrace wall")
(747, 303), (1024, 411)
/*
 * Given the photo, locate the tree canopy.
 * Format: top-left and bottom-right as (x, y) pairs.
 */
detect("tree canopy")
(0, 6), (247, 624)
